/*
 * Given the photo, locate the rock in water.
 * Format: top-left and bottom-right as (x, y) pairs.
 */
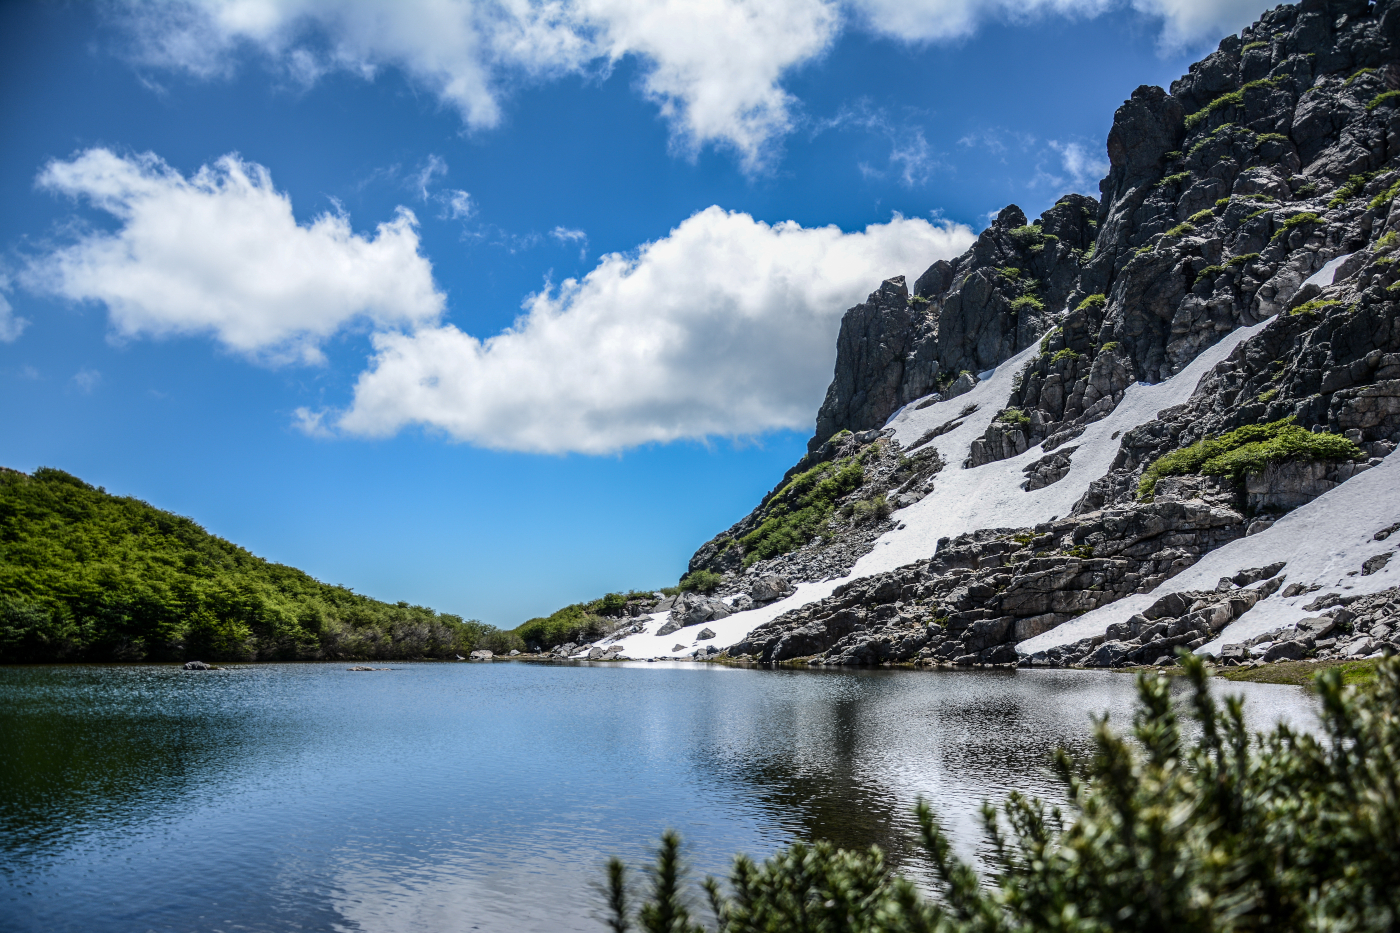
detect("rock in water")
(183, 660), (211, 670)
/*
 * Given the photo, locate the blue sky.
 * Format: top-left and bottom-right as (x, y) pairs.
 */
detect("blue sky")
(0, 0), (1270, 626)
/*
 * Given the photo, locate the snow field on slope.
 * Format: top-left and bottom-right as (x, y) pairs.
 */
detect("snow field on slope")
(609, 316), (1273, 660)
(1018, 448), (1400, 656)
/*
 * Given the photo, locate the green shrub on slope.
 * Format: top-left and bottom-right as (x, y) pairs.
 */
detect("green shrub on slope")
(739, 458), (864, 566)
(1137, 419), (1360, 499)
(608, 657), (1400, 933)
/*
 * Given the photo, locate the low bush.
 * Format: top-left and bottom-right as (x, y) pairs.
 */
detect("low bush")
(1074, 293), (1106, 313)
(1272, 211), (1321, 239)
(1291, 298), (1344, 316)
(679, 570), (722, 594)
(1329, 170), (1384, 207)
(1367, 89), (1400, 111)
(995, 408), (1031, 429)
(1188, 208), (1217, 223)
(738, 459), (864, 566)
(1137, 418), (1360, 498)
(607, 657), (1400, 933)
(1346, 66), (1379, 85)
(1008, 225), (1052, 250)
(1367, 177), (1400, 213)
(1008, 295), (1044, 314)
(1184, 77), (1280, 130)
(1227, 252), (1259, 266)
(1156, 172), (1191, 188)
(848, 494), (891, 524)
(1051, 348), (1081, 364)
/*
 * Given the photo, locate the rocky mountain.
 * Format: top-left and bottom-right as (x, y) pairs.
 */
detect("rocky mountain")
(592, 0), (1400, 671)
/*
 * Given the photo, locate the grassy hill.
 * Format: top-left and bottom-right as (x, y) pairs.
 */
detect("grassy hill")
(0, 466), (495, 663)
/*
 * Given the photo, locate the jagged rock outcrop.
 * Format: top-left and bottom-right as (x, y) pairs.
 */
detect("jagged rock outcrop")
(809, 197), (1099, 454)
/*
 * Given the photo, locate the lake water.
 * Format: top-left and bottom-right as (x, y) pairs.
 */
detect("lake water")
(0, 661), (1319, 933)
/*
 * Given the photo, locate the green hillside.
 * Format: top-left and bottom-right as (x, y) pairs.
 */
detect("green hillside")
(0, 466), (493, 663)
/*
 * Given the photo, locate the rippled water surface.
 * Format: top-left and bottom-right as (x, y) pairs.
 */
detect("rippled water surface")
(1, 661), (1318, 932)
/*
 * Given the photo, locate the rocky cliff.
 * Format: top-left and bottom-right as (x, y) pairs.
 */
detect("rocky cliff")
(598, 0), (1400, 671)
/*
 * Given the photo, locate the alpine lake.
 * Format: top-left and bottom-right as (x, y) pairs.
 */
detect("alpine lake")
(0, 660), (1319, 933)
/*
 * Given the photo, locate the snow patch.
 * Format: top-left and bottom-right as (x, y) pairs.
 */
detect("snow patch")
(1020, 450), (1400, 655)
(1301, 252), (1353, 289)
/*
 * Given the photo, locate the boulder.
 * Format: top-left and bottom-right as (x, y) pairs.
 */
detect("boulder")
(696, 627), (716, 640)
(750, 575), (792, 603)
(672, 644), (686, 652)
(183, 660), (211, 670)
(469, 650), (494, 660)
(1263, 640), (1308, 662)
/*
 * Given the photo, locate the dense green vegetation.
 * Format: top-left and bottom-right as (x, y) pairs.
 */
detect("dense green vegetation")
(1137, 418), (1361, 499)
(0, 467), (494, 662)
(735, 457), (865, 567)
(606, 657), (1400, 932)
(1184, 77), (1280, 130)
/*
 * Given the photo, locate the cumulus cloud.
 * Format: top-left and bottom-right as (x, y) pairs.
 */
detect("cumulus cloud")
(328, 207), (973, 454)
(118, 0), (839, 170)
(1132, 0), (1272, 51)
(117, 1), (1270, 172)
(25, 149), (444, 363)
(849, 0), (1269, 49)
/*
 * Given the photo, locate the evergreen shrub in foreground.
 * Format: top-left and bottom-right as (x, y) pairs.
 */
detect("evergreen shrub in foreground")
(605, 656), (1400, 932)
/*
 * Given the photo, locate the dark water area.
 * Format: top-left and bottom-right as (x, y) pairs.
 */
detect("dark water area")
(0, 661), (1318, 933)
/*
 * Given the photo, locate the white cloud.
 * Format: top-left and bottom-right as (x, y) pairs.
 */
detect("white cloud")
(25, 149), (444, 363)
(119, 0), (839, 170)
(849, 0), (1269, 49)
(72, 368), (102, 393)
(824, 103), (942, 187)
(1033, 139), (1110, 194)
(0, 277), (28, 343)
(550, 226), (587, 244)
(1132, 0), (1271, 51)
(117, 0), (1272, 170)
(330, 206), (973, 454)
(442, 189), (474, 220)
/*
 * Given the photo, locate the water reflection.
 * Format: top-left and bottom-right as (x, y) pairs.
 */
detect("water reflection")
(0, 662), (1319, 933)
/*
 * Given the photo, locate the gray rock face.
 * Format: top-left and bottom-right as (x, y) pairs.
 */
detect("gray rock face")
(1245, 460), (1336, 511)
(810, 277), (917, 453)
(730, 502), (1253, 666)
